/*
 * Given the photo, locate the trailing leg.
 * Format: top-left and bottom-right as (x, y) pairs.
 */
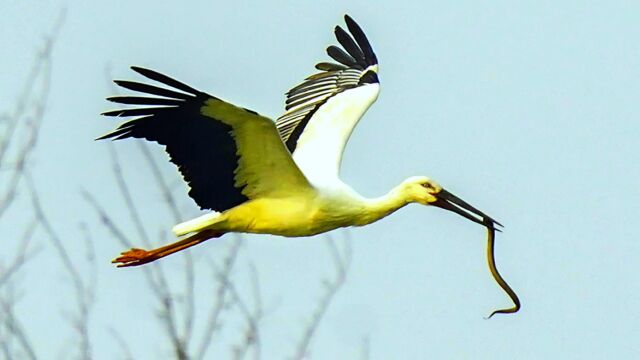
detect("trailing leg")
(112, 230), (224, 267)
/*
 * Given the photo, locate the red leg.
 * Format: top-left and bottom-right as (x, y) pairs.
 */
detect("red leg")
(112, 230), (223, 267)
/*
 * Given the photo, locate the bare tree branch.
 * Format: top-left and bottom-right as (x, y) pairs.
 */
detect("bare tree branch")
(82, 188), (187, 359)
(0, 9), (65, 219)
(291, 234), (352, 360)
(25, 174), (96, 360)
(0, 292), (37, 360)
(230, 263), (263, 360)
(360, 336), (370, 360)
(107, 143), (151, 248)
(0, 218), (38, 288)
(75, 223), (97, 360)
(108, 327), (135, 360)
(137, 141), (182, 223)
(82, 189), (135, 248)
(183, 250), (196, 346)
(89, 131), (203, 359)
(196, 237), (242, 360)
(26, 174), (83, 288)
(0, 9), (66, 360)
(0, 224), (39, 359)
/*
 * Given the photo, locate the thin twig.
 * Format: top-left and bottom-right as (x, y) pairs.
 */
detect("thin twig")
(0, 295), (37, 360)
(0, 218), (38, 288)
(26, 174), (83, 292)
(183, 251), (196, 346)
(291, 234), (352, 360)
(83, 188), (188, 358)
(81, 190), (134, 248)
(25, 174), (96, 360)
(232, 263), (263, 360)
(108, 327), (135, 360)
(0, 9), (65, 218)
(75, 223), (97, 360)
(137, 141), (182, 223)
(360, 336), (370, 360)
(196, 238), (243, 360)
(0, 10), (65, 360)
(108, 143), (151, 248)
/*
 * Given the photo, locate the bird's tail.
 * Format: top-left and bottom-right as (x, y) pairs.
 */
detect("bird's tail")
(172, 211), (222, 236)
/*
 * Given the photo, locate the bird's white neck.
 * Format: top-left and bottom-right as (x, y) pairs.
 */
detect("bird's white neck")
(355, 185), (411, 226)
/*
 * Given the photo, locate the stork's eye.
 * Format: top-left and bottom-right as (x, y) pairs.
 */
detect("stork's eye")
(422, 183), (434, 190)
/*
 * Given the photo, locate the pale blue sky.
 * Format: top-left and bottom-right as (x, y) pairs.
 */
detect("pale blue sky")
(2, 1), (639, 359)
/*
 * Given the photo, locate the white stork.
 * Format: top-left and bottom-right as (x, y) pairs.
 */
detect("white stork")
(100, 15), (502, 267)
(101, 15), (519, 317)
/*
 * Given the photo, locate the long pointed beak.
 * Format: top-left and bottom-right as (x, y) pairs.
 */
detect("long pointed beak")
(431, 189), (503, 231)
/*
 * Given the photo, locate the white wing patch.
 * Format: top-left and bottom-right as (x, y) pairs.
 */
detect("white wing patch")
(291, 83), (380, 187)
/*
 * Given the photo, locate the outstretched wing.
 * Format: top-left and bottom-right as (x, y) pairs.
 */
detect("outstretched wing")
(276, 15), (380, 186)
(100, 67), (312, 212)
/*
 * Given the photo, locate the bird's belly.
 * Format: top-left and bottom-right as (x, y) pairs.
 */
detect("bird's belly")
(223, 198), (341, 237)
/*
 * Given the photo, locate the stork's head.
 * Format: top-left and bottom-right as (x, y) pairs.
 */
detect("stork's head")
(401, 176), (502, 231)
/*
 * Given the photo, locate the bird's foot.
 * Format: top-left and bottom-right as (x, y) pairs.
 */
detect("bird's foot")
(112, 248), (161, 267)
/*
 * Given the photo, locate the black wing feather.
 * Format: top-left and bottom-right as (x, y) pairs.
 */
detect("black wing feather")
(107, 96), (184, 106)
(100, 68), (248, 211)
(334, 26), (366, 67)
(326, 46), (357, 68)
(101, 107), (177, 117)
(344, 15), (377, 66)
(114, 80), (192, 100)
(315, 62), (348, 71)
(131, 66), (201, 95)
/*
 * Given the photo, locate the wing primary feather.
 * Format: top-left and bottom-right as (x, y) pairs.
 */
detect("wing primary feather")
(344, 15), (377, 66)
(326, 46), (358, 68)
(114, 80), (192, 100)
(96, 127), (131, 140)
(107, 96), (184, 106)
(334, 26), (366, 66)
(131, 66), (202, 96)
(101, 107), (177, 117)
(315, 62), (348, 71)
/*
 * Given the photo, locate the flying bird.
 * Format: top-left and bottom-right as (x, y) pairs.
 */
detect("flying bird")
(99, 15), (502, 268)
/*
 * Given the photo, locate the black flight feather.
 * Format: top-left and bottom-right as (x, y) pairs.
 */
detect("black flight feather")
(100, 68), (248, 211)
(334, 25), (366, 67)
(344, 15), (377, 66)
(131, 66), (201, 95)
(113, 80), (192, 100)
(107, 96), (184, 106)
(326, 46), (357, 67)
